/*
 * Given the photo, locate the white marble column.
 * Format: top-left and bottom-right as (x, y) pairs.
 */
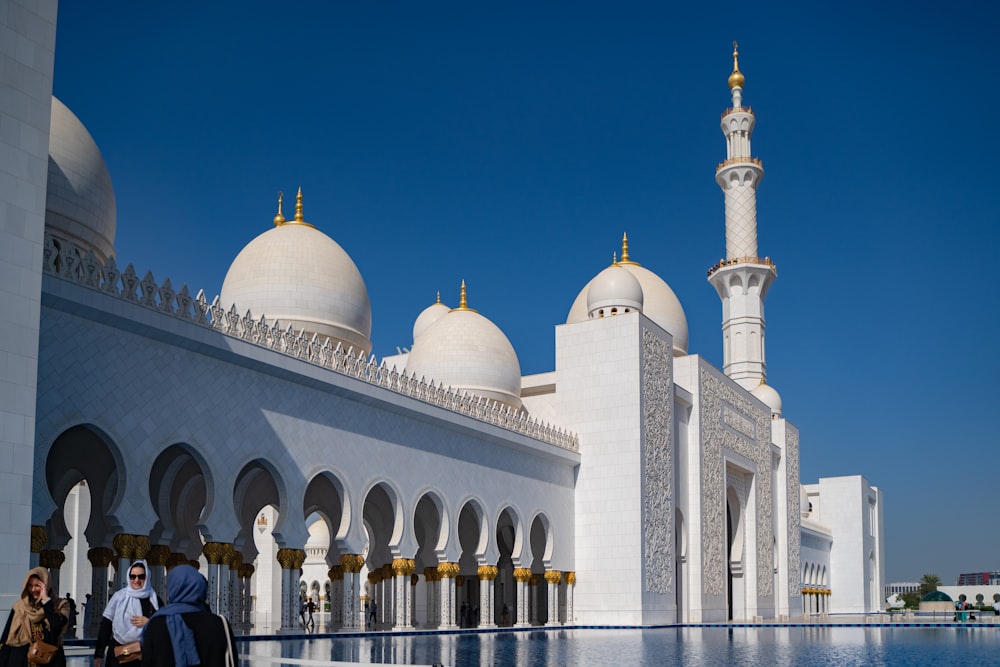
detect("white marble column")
(514, 568), (531, 627)
(86, 547), (114, 637)
(563, 572), (575, 625)
(545, 570), (561, 626)
(478, 566), (498, 629)
(340, 555), (363, 630)
(392, 559), (415, 630)
(437, 562), (459, 629)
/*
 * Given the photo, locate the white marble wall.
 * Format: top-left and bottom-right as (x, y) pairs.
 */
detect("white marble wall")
(0, 0), (57, 615)
(805, 475), (883, 613)
(34, 275), (577, 584)
(558, 313), (674, 624)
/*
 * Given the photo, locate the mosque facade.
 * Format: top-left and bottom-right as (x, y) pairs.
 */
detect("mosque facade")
(1, 4), (883, 629)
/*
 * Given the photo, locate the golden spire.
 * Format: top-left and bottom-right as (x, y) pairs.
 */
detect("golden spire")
(284, 187), (316, 228)
(619, 232), (639, 265)
(273, 191), (286, 226)
(728, 40), (745, 90)
(436, 291), (441, 304)
(612, 251), (617, 266)
(294, 187), (305, 222)
(451, 279), (478, 313)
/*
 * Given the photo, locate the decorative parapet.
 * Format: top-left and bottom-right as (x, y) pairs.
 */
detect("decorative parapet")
(706, 255), (777, 278)
(42, 233), (579, 452)
(721, 106), (754, 118)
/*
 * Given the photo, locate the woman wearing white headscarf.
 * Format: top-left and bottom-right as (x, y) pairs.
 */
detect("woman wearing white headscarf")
(94, 560), (159, 666)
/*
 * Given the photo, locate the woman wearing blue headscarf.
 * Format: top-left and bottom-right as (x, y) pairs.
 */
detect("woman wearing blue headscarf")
(141, 565), (237, 667)
(95, 560), (159, 666)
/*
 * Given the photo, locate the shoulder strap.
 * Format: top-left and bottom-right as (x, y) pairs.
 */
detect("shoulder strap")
(216, 613), (235, 667)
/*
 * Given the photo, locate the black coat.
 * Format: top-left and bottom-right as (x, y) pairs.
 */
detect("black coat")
(141, 612), (237, 667)
(0, 599), (67, 667)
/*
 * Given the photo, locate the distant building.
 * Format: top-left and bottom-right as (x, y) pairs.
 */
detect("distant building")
(884, 582), (920, 599)
(956, 572), (1000, 586)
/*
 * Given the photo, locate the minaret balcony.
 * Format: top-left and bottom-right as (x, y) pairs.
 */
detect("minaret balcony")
(707, 256), (777, 278)
(716, 157), (762, 172)
(721, 106), (754, 118)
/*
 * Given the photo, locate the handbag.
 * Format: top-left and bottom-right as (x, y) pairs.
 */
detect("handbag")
(114, 640), (142, 663)
(27, 640), (58, 665)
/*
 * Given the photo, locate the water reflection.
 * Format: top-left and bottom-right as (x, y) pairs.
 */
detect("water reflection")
(221, 626), (1000, 667)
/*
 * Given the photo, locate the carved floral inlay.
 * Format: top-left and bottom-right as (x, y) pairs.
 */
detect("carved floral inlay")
(700, 366), (773, 598)
(786, 425), (801, 599)
(642, 327), (673, 594)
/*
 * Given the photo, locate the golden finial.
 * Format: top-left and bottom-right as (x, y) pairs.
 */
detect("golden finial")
(294, 187), (305, 222)
(619, 232), (639, 265)
(612, 251), (617, 266)
(728, 40), (745, 90)
(451, 279), (478, 313)
(273, 191), (285, 226)
(436, 291), (441, 304)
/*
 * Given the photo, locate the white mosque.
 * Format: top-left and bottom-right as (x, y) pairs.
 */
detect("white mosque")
(1, 3), (883, 631)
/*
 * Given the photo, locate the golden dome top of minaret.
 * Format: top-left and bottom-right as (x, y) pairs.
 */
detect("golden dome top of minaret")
(728, 41), (745, 90)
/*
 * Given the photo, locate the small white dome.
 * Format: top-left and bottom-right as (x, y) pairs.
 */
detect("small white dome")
(305, 518), (330, 548)
(406, 287), (522, 410)
(587, 264), (643, 318)
(220, 193), (372, 353)
(413, 297), (450, 342)
(567, 238), (688, 355)
(46, 97), (117, 262)
(751, 382), (782, 417)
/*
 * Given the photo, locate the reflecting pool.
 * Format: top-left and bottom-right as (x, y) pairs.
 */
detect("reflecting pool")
(232, 626), (1000, 667)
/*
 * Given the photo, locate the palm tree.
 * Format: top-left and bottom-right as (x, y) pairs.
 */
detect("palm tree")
(918, 573), (942, 597)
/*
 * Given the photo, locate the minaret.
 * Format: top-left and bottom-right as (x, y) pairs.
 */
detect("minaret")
(708, 42), (777, 391)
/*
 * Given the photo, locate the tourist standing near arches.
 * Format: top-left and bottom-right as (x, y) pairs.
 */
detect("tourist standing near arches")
(0, 567), (70, 667)
(94, 560), (159, 666)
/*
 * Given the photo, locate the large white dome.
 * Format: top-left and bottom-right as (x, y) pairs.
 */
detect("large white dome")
(406, 284), (522, 410)
(220, 193), (372, 353)
(567, 237), (688, 355)
(46, 97), (116, 262)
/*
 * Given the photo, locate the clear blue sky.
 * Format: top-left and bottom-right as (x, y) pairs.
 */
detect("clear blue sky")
(52, 1), (998, 585)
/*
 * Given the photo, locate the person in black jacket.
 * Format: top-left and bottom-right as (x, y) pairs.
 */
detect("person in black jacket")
(0, 567), (69, 667)
(141, 565), (237, 667)
(94, 559), (160, 666)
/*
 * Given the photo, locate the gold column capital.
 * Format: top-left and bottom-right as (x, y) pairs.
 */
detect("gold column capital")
(477, 565), (499, 581)
(544, 570), (562, 585)
(328, 565), (344, 581)
(437, 562), (460, 579)
(240, 564), (255, 579)
(513, 567), (533, 583)
(87, 547), (114, 568)
(392, 558), (416, 576)
(133, 536), (151, 561)
(203, 541), (226, 565)
(40, 549), (65, 569)
(30, 526), (47, 553)
(529, 574), (540, 586)
(147, 545), (170, 566)
(456, 575), (465, 587)
(410, 573), (419, 586)
(340, 553), (364, 573)
(275, 547), (295, 569)
(220, 543), (236, 566)
(563, 571), (576, 585)
(112, 533), (137, 560)
(229, 550), (243, 568)
(292, 549), (306, 569)
(368, 572), (380, 584)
